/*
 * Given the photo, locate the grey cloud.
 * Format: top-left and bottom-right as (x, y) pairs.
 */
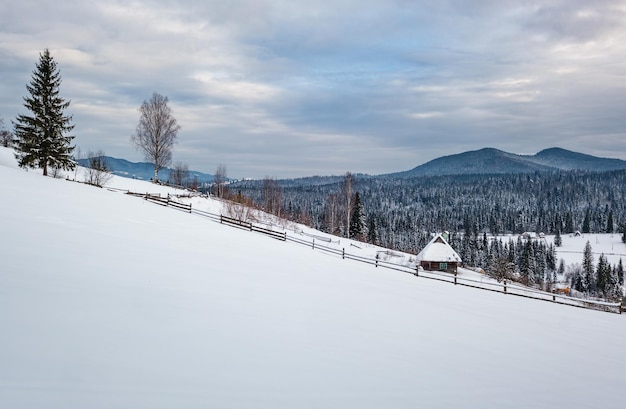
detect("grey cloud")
(1, 0), (625, 178)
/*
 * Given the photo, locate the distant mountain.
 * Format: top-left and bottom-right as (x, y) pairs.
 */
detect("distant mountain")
(393, 147), (626, 177)
(524, 147), (626, 171)
(77, 156), (215, 183)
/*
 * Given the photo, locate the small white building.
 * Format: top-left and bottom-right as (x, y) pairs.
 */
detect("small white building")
(416, 233), (462, 273)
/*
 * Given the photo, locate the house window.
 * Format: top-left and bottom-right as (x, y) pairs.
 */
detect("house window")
(439, 262), (447, 271)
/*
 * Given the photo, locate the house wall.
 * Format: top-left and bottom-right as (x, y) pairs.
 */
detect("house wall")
(420, 261), (458, 274)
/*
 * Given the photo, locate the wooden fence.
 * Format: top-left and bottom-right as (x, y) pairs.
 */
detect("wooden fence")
(220, 215), (287, 241)
(126, 192), (192, 213)
(127, 190), (623, 315)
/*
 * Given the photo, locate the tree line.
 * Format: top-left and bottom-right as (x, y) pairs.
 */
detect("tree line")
(233, 171), (626, 250)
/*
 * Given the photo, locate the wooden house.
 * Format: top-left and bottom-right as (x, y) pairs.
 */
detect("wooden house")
(416, 233), (462, 273)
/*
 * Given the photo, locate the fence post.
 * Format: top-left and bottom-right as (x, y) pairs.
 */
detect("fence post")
(342, 248), (345, 259)
(312, 239), (315, 250)
(504, 279), (507, 294)
(375, 254), (379, 268)
(415, 265), (419, 277)
(454, 270), (457, 285)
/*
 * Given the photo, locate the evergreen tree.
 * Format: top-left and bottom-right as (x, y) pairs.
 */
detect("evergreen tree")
(582, 241), (594, 294)
(534, 242), (546, 286)
(14, 49), (75, 176)
(349, 192), (366, 240)
(622, 225), (626, 244)
(606, 210), (614, 233)
(554, 229), (562, 247)
(617, 258), (624, 287)
(608, 265), (622, 300)
(572, 265), (585, 293)
(520, 239), (535, 285)
(595, 254), (610, 297)
(558, 259), (565, 277)
(546, 243), (556, 272)
(366, 213), (379, 245)
(565, 212), (574, 234)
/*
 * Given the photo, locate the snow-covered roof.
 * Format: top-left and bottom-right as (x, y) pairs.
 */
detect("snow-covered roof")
(416, 233), (462, 263)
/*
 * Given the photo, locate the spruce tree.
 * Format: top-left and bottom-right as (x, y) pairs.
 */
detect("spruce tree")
(554, 230), (562, 247)
(349, 192), (366, 240)
(366, 213), (379, 245)
(606, 210), (613, 233)
(582, 241), (594, 294)
(520, 239), (535, 285)
(14, 49), (75, 176)
(595, 254), (610, 297)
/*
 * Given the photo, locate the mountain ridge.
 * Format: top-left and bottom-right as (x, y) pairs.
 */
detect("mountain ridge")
(77, 156), (215, 183)
(392, 147), (626, 177)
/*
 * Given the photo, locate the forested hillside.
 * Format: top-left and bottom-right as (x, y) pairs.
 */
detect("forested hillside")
(232, 170), (626, 254)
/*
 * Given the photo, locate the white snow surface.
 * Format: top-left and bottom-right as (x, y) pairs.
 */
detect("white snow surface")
(1, 147), (625, 408)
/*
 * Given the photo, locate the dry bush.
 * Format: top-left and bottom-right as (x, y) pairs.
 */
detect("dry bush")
(84, 150), (112, 187)
(224, 200), (257, 222)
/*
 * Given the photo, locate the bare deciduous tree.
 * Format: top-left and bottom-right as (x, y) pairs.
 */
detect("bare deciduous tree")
(213, 164), (228, 198)
(262, 177), (282, 217)
(341, 172), (354, 237)
(224, 200), (256, 222)
(131, 92), (180, 183)
(84, 150), (113, 187)
(0, 117), (13, 148)
(170, 162), (189, 187)
(324, 193), (341, 235)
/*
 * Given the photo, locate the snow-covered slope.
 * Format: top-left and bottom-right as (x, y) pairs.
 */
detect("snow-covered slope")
(1, 157), (625, 409)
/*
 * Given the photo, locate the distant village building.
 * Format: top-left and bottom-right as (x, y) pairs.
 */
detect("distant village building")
(416, 233), (462, 273)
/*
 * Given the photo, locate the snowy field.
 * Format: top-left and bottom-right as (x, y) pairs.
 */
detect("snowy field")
(1, 147), (625, 409)
(490, 232), (626, 272)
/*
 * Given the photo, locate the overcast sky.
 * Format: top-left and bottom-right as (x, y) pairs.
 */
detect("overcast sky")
(2, 0), (626, 178)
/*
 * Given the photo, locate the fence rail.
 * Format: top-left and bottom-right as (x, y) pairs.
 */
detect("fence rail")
(126, 192), (192, 213)
(128, 190), (623, 315)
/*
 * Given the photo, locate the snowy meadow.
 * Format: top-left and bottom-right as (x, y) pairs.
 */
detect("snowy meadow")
(1, 147), (625, 409)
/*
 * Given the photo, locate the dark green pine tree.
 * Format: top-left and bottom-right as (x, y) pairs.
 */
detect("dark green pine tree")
(554, 229), (562, 247)
(520, 239), (535, 286)
(595, 254), (611, 297)
(565, 212), (574, 234)
(622, 225), (626, 244)
(582, 241), (594, 294)
(14, 49), (75, 176)
(349, 192), (366, 240)
(606, 210), (613, 233)
(366, 213), (379, 245)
